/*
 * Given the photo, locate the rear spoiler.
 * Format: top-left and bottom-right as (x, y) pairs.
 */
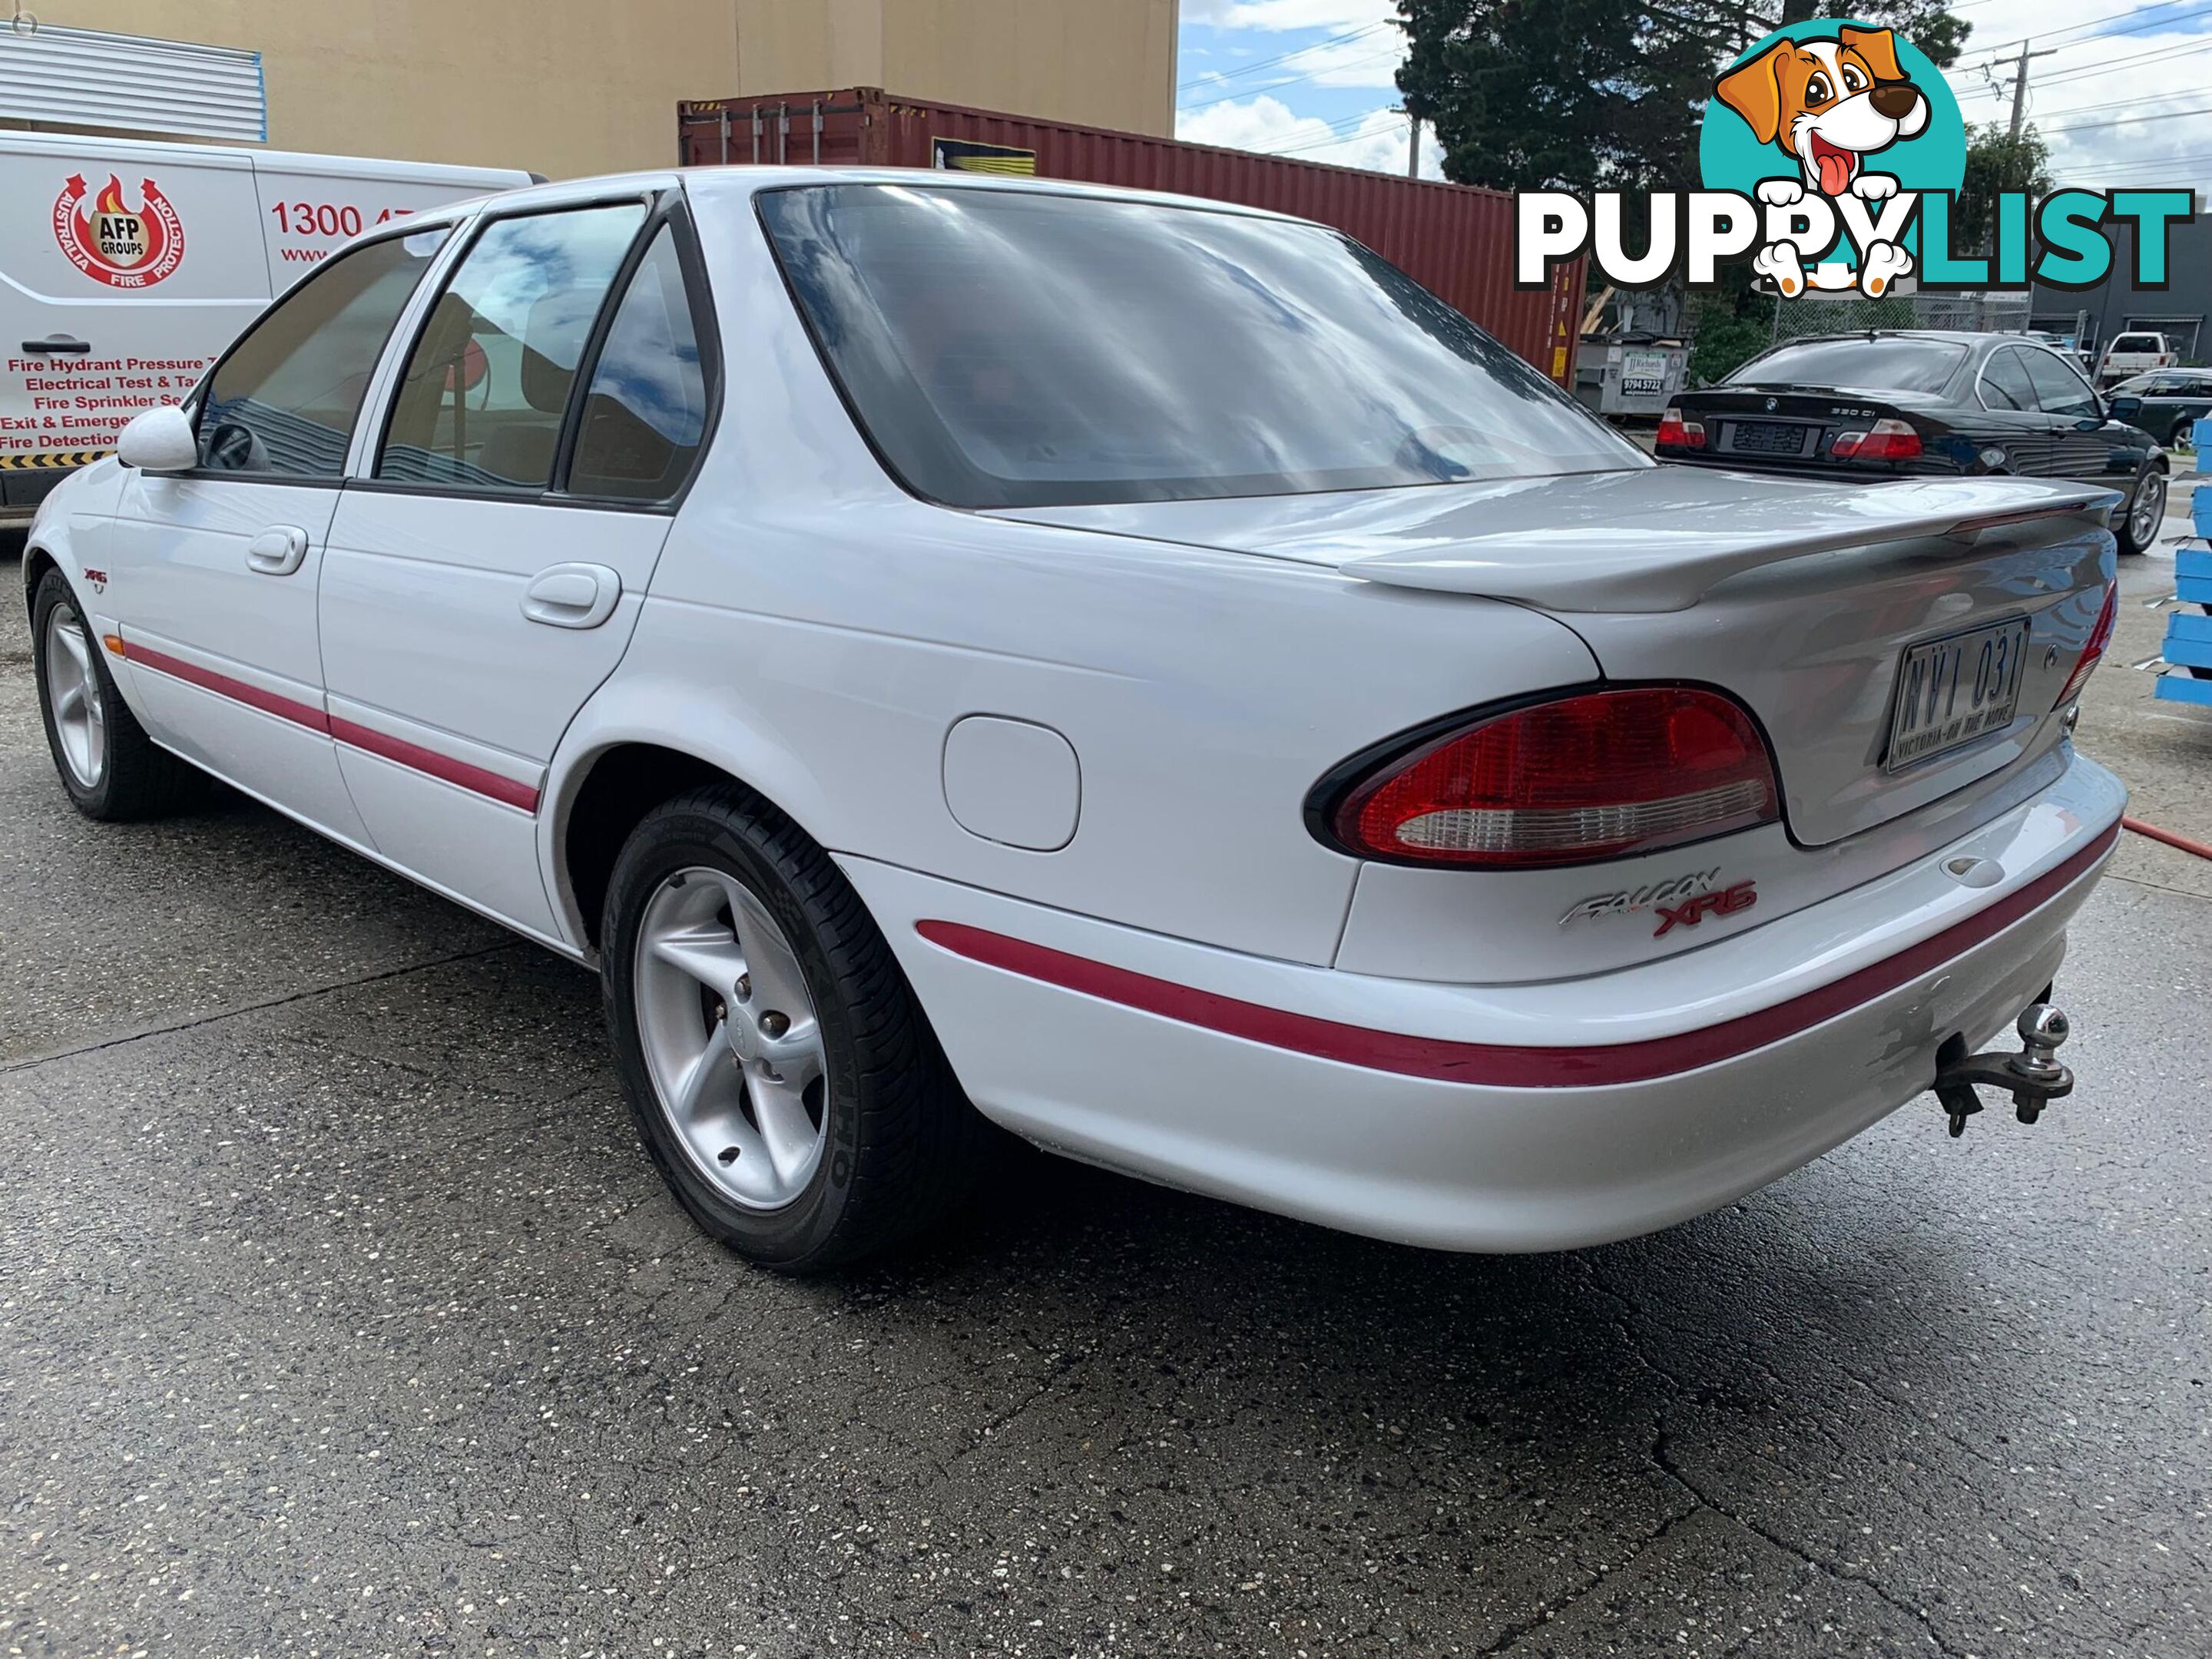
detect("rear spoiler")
(1344, 484), (2120, 613)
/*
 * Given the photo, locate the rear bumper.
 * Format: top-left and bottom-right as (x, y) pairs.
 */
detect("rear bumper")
(846, 753), (2125, 1252)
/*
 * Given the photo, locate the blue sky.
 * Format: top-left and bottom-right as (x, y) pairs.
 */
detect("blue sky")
(1174, 0), (2212, 191)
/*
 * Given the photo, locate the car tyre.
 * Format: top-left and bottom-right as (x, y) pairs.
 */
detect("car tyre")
(2116, 465), (2167, 557)
(31, 565), (200, 821)
(601, 780), (998, 1272)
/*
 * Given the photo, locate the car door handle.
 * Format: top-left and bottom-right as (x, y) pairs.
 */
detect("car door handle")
(521, 562), (621, 629)
(245, 525), (310, 577)
(21, 333), (91, 355)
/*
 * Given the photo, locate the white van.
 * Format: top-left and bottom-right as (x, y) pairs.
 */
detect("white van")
(2, 128), (529, 525)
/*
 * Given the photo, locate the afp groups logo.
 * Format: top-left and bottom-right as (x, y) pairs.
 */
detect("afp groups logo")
(53, 172), (187, 290)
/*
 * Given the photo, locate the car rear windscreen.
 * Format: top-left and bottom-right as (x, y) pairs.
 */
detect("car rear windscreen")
(757, 183), (1646, 508)
(1727, 338), (1968, 395)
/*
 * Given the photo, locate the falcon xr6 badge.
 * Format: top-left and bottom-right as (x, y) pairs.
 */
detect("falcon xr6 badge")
(1559, 868), (1760, 936)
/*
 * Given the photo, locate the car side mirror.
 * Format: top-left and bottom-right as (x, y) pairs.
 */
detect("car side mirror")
(2108, 395), (2142, 420)
(114, 404), (199, 473)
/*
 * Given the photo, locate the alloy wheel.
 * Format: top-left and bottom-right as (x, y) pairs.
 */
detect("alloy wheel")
(632, 865), (829, 1208)
(41, 602), (107, 790)
(2131, 470), (2167, 546)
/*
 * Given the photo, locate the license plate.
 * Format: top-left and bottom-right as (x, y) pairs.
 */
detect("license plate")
(1728, 419), (1809, 456)
(1886, 618), (2032, 771)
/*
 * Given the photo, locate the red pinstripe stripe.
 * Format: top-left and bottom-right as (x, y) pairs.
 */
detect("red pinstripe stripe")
(916, 823), (2115, 1088)
(121, 637), (539, 814)
(327, 717), (541, 813)
(121, 641), (329, 733)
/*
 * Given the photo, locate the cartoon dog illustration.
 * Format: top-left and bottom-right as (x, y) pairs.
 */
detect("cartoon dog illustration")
(1716, 26), (1929, 296)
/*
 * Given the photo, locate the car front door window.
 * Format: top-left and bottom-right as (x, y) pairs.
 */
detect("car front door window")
(2022, 351), (2098, 422)
(197, 228), (450, 478)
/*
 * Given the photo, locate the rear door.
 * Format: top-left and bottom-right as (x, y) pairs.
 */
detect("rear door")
(101, 225), (452, 838)
(0, 135), (267, 509)
(318, 194), (711, 935)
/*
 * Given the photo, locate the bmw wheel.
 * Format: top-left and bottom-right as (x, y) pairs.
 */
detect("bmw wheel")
(30, 565), (198, 821)
(601, 781), (998, 1271)
(2116, 465), (2167, 557)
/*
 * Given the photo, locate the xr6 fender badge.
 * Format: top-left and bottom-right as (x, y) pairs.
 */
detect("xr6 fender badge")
(1653, 879), (1759, 937)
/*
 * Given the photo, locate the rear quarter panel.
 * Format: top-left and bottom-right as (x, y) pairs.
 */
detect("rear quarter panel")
(545, 178), (1601, 965)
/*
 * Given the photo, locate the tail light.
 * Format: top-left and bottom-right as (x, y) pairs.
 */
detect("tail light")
(2055, 580), (2118, 707)
(1833, 419), (1922, 462)
(1321, 687), (1781, 868)
(1656, 407), (1705, 449)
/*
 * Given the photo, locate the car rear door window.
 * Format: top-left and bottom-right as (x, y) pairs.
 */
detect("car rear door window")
(2022, 350), (2098, 419)
(376, 202), (646, 491)
(567, 224), (708, 502)
(196, 227), (449, 478)
(1980, 349), (2037, 412)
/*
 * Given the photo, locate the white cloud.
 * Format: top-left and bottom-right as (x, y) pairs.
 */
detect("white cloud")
(1935, 2), (2212, 188)
(1177, 93), (1445, 178)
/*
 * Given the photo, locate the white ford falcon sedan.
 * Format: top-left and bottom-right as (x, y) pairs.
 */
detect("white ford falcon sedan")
(25, 167), (2125, 1270)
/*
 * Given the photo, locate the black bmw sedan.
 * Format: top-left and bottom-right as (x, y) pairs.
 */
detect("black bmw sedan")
(1657, 330), (2169, 555)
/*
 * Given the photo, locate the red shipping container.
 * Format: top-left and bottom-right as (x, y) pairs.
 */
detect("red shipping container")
(677, 88), (1584, 386)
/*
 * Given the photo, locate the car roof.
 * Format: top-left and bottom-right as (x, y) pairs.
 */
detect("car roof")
(403, 164), (1319, 231)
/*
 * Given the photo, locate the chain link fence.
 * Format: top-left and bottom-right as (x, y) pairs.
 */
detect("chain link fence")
(1768, 290), (2033, 347)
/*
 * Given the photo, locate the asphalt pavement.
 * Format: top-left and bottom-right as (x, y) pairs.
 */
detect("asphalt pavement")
(2, 528), (2207, 1659)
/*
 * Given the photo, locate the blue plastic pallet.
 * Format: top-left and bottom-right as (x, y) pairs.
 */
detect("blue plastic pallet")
(2180, 545), (2212, 604)
(2194, 415), (2212, 465)
(2156, 546), (2212, 705)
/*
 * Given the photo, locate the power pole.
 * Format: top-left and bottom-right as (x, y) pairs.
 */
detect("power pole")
(1408, 114), (1421, 179)
(2002, 41), (2058, 140)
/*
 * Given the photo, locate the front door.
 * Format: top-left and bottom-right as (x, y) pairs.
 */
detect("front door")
(104, 227), (453, 838)
(319, 200), (712, 937)
(2019, 345), (2134, 495)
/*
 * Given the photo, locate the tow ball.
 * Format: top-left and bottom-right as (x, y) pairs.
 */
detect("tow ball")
(1932, 1001), (2073, 1137)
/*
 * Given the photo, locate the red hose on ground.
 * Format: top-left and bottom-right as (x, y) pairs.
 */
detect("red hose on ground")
(2124, 814), (2212, 862)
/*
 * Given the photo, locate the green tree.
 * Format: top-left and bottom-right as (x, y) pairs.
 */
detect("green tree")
(1396, 0), (1970, 195)
(1954, 121), (2051, 254)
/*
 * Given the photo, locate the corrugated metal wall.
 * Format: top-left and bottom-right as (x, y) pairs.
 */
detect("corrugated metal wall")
(0, 23), (265, 143)
(679, 89), (1584, 384)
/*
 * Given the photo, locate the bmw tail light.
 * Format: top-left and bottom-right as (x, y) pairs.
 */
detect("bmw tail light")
(1323, 687), (1781, 868)
(2056, 580), (2118, 707)
(1832, 419), (1922, 462)
(1656, 407), (1706, 449)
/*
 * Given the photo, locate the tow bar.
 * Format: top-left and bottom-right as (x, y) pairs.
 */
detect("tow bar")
(1932, 997), (2072, 1137)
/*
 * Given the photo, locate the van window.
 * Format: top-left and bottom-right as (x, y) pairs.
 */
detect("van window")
(376, 204), (646, 491)
(196, 228), (449, 478)
(567, 225), (708, 501)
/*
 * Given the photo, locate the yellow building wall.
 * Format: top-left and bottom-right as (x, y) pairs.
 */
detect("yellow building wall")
(18, 1), (1177, 177)
(737, 0), (1179, 135)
